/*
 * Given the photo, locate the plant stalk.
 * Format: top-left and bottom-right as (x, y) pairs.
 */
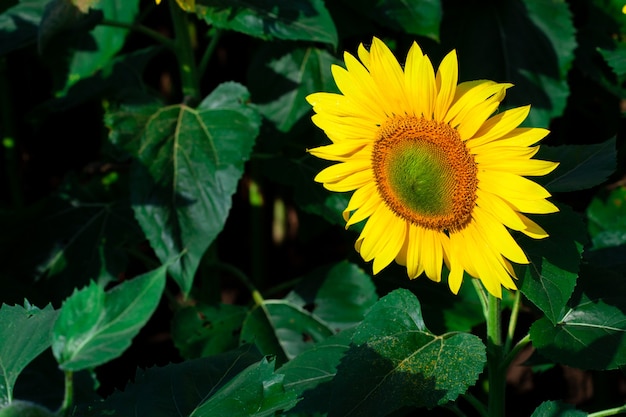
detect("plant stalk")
(487, 294), (505, 417)
(58, 370), (73, 416)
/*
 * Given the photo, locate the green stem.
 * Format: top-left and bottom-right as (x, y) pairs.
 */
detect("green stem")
(501, 333), (531, 371)
(588, 404), (626, 417)
(504, 290), (521, 354)
(100, 19), (176, 50)
(169, 2), (200, 103)
(462, 393), (489, 417)
(58, 370), (73, 416)
(198, 28), (222, 82)
(487, 294), (505, 417)
(472, 278), (489, 320)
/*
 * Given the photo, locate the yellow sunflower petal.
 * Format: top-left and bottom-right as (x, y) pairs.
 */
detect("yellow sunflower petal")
(433, 49), (458, 120)
(308, 143), (369, 162)
(369, 37), (410, 116)
(472, 206), (528, 264)
(372, 210), (407, 274)
(405, 42), (436, 118)
(419, 228), (445, 282)
(468, 106), (531, 147)
(357, 42), (371, 69)
(518, 213), (550, 239)
(405, 224), (426, 278)
(478, 171), (552, 200)
(322, 169), (373, 192)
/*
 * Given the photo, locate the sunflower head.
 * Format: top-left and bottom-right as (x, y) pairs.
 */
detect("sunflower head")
(306, 37), (559, 298)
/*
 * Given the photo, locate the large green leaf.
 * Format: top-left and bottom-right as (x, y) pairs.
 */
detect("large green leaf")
(587, 186), (626, 249)
(537, 138), (617, 193)
(0, 302), (58, 407)
(172, 303), (248, 359)
(441, 0), (576, 127)
(329, 289), (486, 416)
(190, 357), (298, 417)
(61, 0), (140, 92)
(285, 261), (378, 332)
(195, 0), (337, 47)
(85, 345), (263, 417)
(530, 266), (626, 370)
(115, 83), (260, 295)
(240, 300), (334, 364)
(0, 0), (49, 55)
(51, 266), (166, 370)
(531, 401), (588, 417)
(248, 44), (340, 132)
(519, 204), (586, 325)
(340, 0), (442, 41)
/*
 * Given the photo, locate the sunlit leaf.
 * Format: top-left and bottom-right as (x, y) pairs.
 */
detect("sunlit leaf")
(52, 266), (166, 370)
(190, 357), (298, 417)
(61, 0), (141, 93)
(195, 0), (337, 47)
(0, 302), (58, 407)
(329, 289), (486, 416)
(538, 138), (617, 193)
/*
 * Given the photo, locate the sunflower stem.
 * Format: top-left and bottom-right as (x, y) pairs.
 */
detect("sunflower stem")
(487, 293), (505, 417)
(504, 290), (521, 354)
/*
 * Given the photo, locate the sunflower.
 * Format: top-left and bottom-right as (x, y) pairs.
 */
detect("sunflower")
(306, 37), (559, 298)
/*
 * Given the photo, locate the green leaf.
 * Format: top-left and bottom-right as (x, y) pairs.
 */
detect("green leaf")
(441, 0), (576, 127)
(240, 300), (334, 364)
(190, 357), (298, 417)
(531, 401), (588, 417)
(587, 186), (626, 249)
(341, 0), (442, 41)
(0, 302), (58, 407)
(52, 266), (166, 371)
(599, 41), (626, 79)
(119, 83), (260, 295)
(329, 289), (486, 416)
(519, 204), (586, 325)
(0, 0), (49, 55)
(279, 329), (354, 414)
(537, 138), (617, 193)
(530, 266), (626, 370)
(61, 0), (140, 92)
(172, 303), (248, 359)
(248, 44), (341, 132)
(85, 345), (263, 417)
(195, 0), (337, 47)
(285, 261), (378, 332)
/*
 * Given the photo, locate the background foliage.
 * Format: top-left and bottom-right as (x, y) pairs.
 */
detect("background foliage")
(0, 0), (625, 416)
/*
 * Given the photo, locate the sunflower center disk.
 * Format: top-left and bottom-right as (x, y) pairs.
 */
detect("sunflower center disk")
(372, 116), (478, 232)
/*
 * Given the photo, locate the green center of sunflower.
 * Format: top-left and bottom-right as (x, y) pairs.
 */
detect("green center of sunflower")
(372, 116), (478, 232)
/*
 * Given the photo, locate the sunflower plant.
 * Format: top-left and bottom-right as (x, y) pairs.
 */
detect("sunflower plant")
(0, 1), (625, 417)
